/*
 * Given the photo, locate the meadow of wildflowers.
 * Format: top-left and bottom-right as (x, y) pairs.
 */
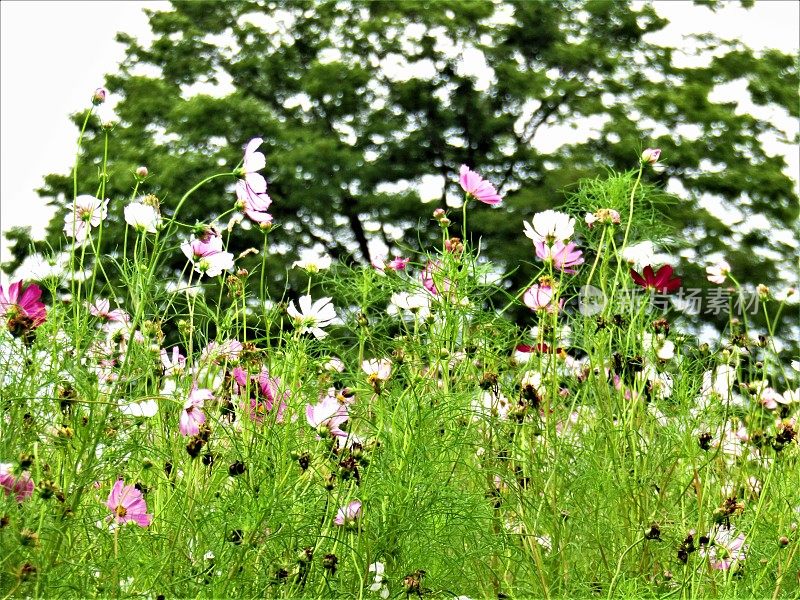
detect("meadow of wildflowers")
(1, 89), (798, 599)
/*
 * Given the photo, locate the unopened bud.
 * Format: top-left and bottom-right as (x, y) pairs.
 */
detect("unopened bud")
(641, 148), (661, 164)
(92, 88), (107, 105)
(135, 166), (149, 180)
(757, 284), (769, 300)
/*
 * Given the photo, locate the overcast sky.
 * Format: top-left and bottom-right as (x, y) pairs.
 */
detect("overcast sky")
(1, 0), (798, 284)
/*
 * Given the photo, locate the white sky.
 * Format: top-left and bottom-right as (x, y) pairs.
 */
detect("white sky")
(1, 0), (798, 285)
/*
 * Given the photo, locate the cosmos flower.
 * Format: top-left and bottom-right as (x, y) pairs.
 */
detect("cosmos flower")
(362, 358), (392, 383)
(180, 387), (212, 436)
(89, 298), (130, 324)
(63, 195), (108, 243)
(160, 347), (186, 377)
(534, 240), (584, 273)
(524, 210), (575, 244)
(333, 499), (362, 527)
(233, 366), (289, 423)
(235, 180), (273, 226)
(106, 479), (152, 528)
(0, 463), (34, 502)
(702, 526), (747, 571)
(585, 208), (621, 228)
(458, 165), (502, 205)
(372, 255), (410, 274)
(306, 390), (349, 437)
(237, 137), (267, 194)
(523, 284), (558, 312)
(180, 229), (235, 278)
(0, 281), (47, 332)
(421, 260), (451, 296)
(124, 202), (161, 233)
(630, 265), (681, 294)
(287, 295), (336, 339)
(293, 254), (333, 273)
(706, 260), (731, 285)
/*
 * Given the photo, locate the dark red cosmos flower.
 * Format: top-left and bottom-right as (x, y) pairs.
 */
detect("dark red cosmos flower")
(630, 265), (681, 294)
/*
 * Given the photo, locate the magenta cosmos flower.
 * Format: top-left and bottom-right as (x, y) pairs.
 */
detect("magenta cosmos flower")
(233, 366), (289, 423)
(0, 463), (35, 502)
(372, 255), (410, 274)
(334, 499), (362, 527)
(630, 264), (681, 294)
(106, 479), (152, 527)
(0, 280), (47, 333)
(180, 387), (213, 436)
(534, 241), (584, 274)
(459, 165), (502, 206)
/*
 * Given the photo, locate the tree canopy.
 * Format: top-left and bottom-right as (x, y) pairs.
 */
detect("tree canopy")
(6, 0), (799, 345)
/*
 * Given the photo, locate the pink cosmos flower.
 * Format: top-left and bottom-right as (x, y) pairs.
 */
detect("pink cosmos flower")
(180, 387), (212, 436)
(106, 479), (152, 528)
(232, 366), (289, 423)
(372, 255), (410, 274)
(236, 180), (273, 226)
(180, 228), (235, 278)
(0, 281), (47, 330)
(458, 165), (502, 205)
(306, 390), (349, 437)
(523, 284), (560, 312)
(89, 298), (130, 324)
(333, 499), (362, 527)
(421, 260), (451, 296)
(534, 241), (584, 274)
(0, 463), (34, 502)
(238, 138), (267, 194)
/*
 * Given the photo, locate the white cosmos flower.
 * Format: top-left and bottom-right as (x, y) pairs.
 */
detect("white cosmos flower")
(389, 291), (431, 319)
(124, 202), (161, 233)
(287, 295), (336, 339)
(523, 210), (575, 244)
(63, 195), (108, 243)
(706, 260), (731, 285)
(292, 253), (333, 273)
(621, 241), (657, 268)
(119, 398), (159, 417)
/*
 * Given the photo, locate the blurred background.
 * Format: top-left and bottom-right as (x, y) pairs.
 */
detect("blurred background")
(1, 0), (798, 352)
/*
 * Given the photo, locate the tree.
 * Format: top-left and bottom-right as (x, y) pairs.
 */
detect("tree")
(6, 0), (799, 349)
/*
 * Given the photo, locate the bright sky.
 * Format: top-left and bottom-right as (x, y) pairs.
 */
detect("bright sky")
(1, 0), (798, 284)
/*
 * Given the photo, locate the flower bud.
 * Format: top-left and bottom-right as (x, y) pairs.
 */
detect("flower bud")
(135, 166), (149, 180)
(92, 88), (107, 105)
(641, 148), (661, 164)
